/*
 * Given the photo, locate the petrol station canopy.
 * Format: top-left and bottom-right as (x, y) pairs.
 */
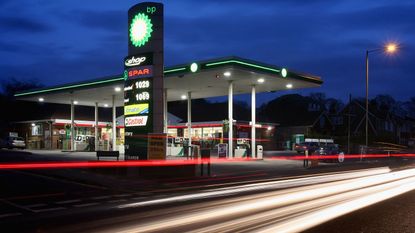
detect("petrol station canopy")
(15, 56), (323, 105)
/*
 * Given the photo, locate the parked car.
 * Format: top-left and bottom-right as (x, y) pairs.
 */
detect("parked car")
(3, 136), (26, 149)
(294, 142), (319, 154)
(314, 143), (344, 163)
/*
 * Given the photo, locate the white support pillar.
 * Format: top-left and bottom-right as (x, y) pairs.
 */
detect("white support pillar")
(187, 91), (192, 157)
(251, 85), (256, 158)
(228, 81), (233, 158)
(112, 95), (117, 151)
(163, 88), (168, 133)
(94, 102), (99, 151)
(70, 100), (75, 151)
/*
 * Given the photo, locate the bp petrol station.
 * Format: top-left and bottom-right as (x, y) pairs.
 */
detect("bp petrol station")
(15, 2), (323, 160)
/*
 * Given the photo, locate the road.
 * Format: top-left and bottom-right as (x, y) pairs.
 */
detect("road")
(40, 166), (413, 233)
(1, 149), (415, 232)
(305, 188), (415, 233)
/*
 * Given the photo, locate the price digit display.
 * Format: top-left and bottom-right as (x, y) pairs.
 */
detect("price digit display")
(135, 80), (150, 89)
(135, 91), (150, 101)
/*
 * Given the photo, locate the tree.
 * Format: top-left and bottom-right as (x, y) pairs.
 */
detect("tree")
(0, 78), (44, 136)
(1, 78), (43, 98)
(373, 94), (405, 117)
(325, 98), (344, 114)
(403, 97), (415, 118)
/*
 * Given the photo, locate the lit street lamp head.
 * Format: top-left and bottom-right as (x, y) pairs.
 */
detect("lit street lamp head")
(385, 43), (398, 54)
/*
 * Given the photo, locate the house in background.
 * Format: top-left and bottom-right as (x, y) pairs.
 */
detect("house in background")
(259, 94), (334, 149)
(333, 98), (415, 150)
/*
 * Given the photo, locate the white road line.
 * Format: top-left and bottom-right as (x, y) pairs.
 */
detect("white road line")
(11, 170), (107, 190)
(73, 202), (99, 208)
(33, 207), (66, 213)
(0, 212), (22, 218)
(0, 199), (34, 212)
(56, 199), (81, 204)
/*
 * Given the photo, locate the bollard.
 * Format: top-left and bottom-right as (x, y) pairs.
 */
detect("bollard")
(303, 150), (309, 168)
(200, 148), (211, 176)
(207, 160), (211, 176)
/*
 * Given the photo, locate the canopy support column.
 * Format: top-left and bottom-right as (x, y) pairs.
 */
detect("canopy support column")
(112, 95), (116, 151)
(251, 85), (256, 159)
(163, 88), (168, 133)
(70, 100), (75, 151)
(95, 102), (99, 151)
(187, 91), (192, 157)
(228, 81), (233, 158)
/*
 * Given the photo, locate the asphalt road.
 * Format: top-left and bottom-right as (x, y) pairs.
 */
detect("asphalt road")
(304, 187), (415, 233)
(6, 165), (410, 233)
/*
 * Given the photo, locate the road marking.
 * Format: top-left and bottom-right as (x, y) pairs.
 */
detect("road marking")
(33, 207), (66, 213)
(73, 202), (99, 208)
(0, 199), (34, 212)
(12, 170), (107, 190)
(0, 212), (22, 219)
(56, 199), (81, 204)
(5, 192), (65, 201)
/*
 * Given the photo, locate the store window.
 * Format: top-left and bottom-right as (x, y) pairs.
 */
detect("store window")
(31, 124), (43, 136)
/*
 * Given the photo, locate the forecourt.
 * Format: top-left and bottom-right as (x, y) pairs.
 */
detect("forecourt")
(15, 56), (322, 159)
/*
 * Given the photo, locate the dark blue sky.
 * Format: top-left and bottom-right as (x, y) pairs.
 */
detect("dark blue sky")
(0, 0), (414, 105)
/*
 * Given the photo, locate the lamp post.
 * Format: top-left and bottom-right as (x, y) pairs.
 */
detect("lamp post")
(365, 43), (397, 147)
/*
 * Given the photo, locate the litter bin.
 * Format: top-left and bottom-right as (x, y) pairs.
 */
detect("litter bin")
(256, 145), (263, 159)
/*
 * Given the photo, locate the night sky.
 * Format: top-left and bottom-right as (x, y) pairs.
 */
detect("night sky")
(0, 0), (414, 105)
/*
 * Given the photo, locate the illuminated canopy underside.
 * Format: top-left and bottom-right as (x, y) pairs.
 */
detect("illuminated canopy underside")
(15, 56), (323, 107)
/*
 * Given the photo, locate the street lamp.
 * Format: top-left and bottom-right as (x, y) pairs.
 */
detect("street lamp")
(365, 42), (398, 147)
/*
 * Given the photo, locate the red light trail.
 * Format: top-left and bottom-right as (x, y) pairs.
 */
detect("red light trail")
(0, 154), (413, 170)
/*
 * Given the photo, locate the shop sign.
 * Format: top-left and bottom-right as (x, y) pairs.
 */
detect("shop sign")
(125, 56), (146, 67)
(125, 116), (148, 127)
(127, 66), (153, 79)
(124, 103), (149, 115)
(124, 53), (153, 67)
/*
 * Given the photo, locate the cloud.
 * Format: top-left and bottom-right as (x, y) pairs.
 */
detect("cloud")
(67, 9), (126, 33)
(0, 16), (53, 33)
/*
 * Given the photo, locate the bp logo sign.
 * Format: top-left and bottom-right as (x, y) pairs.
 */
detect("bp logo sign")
(129, 13), (153, 47)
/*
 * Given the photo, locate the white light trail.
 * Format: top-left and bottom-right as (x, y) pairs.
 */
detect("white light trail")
(108, 167), (415, 233)
(117, 167), (389, 209)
